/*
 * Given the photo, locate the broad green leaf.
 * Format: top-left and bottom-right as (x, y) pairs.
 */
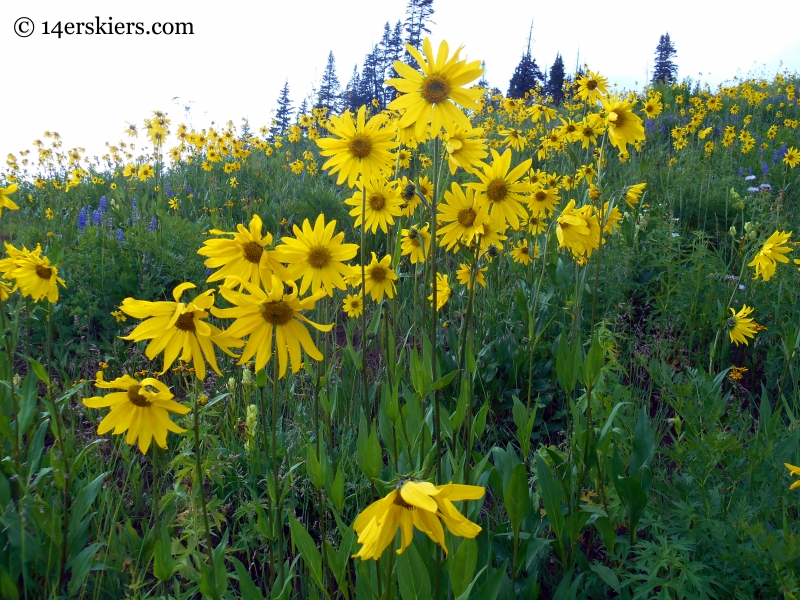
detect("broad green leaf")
(306, 442), (325, 490)
(535, 454), (565, 554)
(589, 562), (620, 591)
(396, 542), (431, 600)
(504, 463), (530, 538)
(153, 524), (175, 583)
(288, 513), (324, 591)
(432, 369), (458, 391)
(230, 556), (266, 600)
(449, 538), (478, 597)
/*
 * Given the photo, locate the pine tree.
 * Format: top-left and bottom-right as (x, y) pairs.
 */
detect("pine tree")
(317, 51), (341, 114)
(507, 51), (544, 99)
(270, 80), (293, 137)
(384, 20), (405, 103)
(403, 0), (435, 58)
(298, 98), (309, 118)
(546, 53), (566, 105)
(359, 49), (383, 109)
(343, 65), (363, 111)
(651, 32), (678, 85)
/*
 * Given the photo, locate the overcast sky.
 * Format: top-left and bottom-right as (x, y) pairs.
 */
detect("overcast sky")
(2, 0), (799, 163)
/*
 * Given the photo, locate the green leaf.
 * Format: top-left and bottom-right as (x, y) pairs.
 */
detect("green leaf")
(335, 525), (355, 589)
(0, 567), (19, 600)
(396, 542), (432, 600)
(630, 405), (655, 478)
(580, 334), (604, 387)
(593, 516), (616, 554)
(288, 513), (324, 591)
(450, 380), (470, 432)
(535, 454), (565, 553)
(328, 465), (345, 513)
(589, 562), (620, 591)
(471, 562), (507, 600)
(28, 358), (50, 385)
(449, 538), (478, 597)
(472, 401), (489, 443)
(67, 542), (103, 596)
(17, 370), (38, 437)
(504, 463), (530, 538)
(230, 556), (266, 600)
(71, 472), (107, 526)
(556, 334), (581, 395)
(432, 369), (458, 391)
(153, 523), (175, 583)
(306, 442), (325, 490)
(455, 565), (488, 600)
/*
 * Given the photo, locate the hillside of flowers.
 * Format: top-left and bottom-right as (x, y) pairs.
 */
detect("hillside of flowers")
(1, 38), (800, 599)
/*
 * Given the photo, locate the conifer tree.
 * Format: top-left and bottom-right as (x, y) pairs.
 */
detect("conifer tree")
(317, 51), (341, 115)
(298, 98), (309, 118)
(343, 65), (363, 112)
(508, 51), (544, 99)
(404, 0), (435, 57)
(546, 53), (566, 105)
(652, 32), (678, 84)
(270, 80), (293, 137)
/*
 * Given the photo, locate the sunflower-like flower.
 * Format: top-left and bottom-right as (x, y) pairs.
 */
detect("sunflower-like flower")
(727, 304), (761, 346)
(0, 279), (13, 301)
(784, 147), (799, 169)
(120, 282), (241, 380)
(602, 201), (623, 235)
(212, 275), (332, 377)
(274, 214), (358, 296)
(785, 464), (800, 490)
(1, 243), (65, 303)
(342, 293), (364, 318)
(624, 183), (647, 208)
(437, 183), (490, 251)
(527, 214), (548, 235)
(601, 94), (646, 152)
(575, 70), (609, 105)
(748, 230), (792, 281)
(0, 183), (19, 218)
(478, 217), (509, 252)
(401, 224), (431, 264)
(363, 253), (399, 302)
(528, 185), (560, 218)
(352, 480), (484, 560)
(470, 149), (533, 229)
(386, 38), (484, 140)
(428, 273), (452, 311)
(198, 214), (289, 290)
(443, 125), (488, 175)
(316, 105), (398, 188)
(556, 200), (601, 258)
(510, 240), (539, 265)
(344, 178), (404, 234)
(456, 264), (487, 289)
(82, 371), (189, 454)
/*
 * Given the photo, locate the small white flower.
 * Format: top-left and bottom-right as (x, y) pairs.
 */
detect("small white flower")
(672, 232), (680, 237)
(745, 174), (756, 181)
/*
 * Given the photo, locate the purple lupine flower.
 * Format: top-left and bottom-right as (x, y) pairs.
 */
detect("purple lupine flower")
(131, 197), (139, 223)
(773, 149), (780, 164)
(116, 228), (124, 242)
(149, 217), (157, 231)
(165, 183), (172, 197)
(99, 196), (108, 213)
(780, 144), (788, 158)
(91, 209), (103, 226)
(78, 206), (89, 232)
(737, 167), (744, 176)
(185, 184), (193, 195)
(762, 162), (769, 176)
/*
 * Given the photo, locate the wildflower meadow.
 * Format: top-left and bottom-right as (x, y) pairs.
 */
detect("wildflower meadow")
(3, 30), (800, 600)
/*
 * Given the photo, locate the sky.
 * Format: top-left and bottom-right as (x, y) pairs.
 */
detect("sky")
(2, 0), (799, 164)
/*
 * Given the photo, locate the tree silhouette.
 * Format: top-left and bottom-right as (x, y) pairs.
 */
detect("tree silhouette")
(652, 33), (678, 84)
(270, 80), (293, 137)
(546, 53), (566, 105)
(404, 0), (435, 57)
(317, 51), (341, 114)
(508, 27), (544, 99)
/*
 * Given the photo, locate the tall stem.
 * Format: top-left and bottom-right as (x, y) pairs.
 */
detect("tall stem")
(271, 345), (284, 584)
(193, 388), (215, 569)
(430, 135), (441, 600)
(360, 185), (368, 414)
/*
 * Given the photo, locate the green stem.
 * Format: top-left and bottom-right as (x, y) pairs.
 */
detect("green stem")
(193, 388), (215, 570)
(271, 346), (284, 584)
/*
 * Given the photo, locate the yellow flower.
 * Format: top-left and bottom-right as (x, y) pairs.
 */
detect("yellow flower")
(528, 185), (560, 218)
(386, 38), (483, 140)
(784, 147), (800, 168)
(625, 183), (647, 208)
(401, 224), (431, 264)
(1, 243), (65, 303)
(212, 275), (332, 377)
(470, 149), (533, 229)
(456, 264), (487, 289)
(0, 183), (19, 218)
(120, 282), (241, 380)
(437, 183), (490, 251)
(600, 95), (646, 152)
(575, 70), (609, 105)
(510, 240), (538, 265)
(198, 214), (289, 289)
(443, 125), (488, 175)
(352, 480), (484, 560)
(556, 200), (601, 258)
(428, 273), (452, 311)
(168, 198), (179, 211)
(274, 214), (359, 296)
(82, 371), (189, 455)
(342, 293), (364, 318)
(316, 105), (398, 187)
(0, 279), (13, 301)
(602, 202), (623, 234)
(727, 305), (760, 346)
(363, 253), (398, 302)
(111, 310), (127, 322)
(748, 230), (792, 281)
(785, 463), (800, 490)
(345, 178), (404, 234)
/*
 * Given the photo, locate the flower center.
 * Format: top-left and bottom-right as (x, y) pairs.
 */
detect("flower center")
(560, 222), (570, 230)
(369, 264), (387, 283)
(393, 493), (414, 510)
(127, 385), (152, 407)
(175, 312), (196, 331)
(422, 75), (450, 104)
(534, 191), (547, 202)
(486, 180), (508, 202)
(261, 301), (294, 326)
(242, 241), (264, 264)
(457, 208), (477, 227)
(308, 246), (331, 269)
(521, 245), (529, 255)
(369, 194), (386, 211)
(587, 80), (598, 91)
(349, 135), (372, 158)
(609, 111), (624, 127)
(35, 265), (53, 280)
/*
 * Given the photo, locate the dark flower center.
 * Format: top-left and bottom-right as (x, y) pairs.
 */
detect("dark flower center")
(369, 265), (387, 283)
(587, 80), (598, 91)
(487, 180), (508, 202)
(242, 241), (264, 264)
(127, 385), (152, 407)
(261, 301), (294, 325)
(308, 247), (331, 269)
(393, 492), (414, 510)
(457, 208), (477, 227)
(175, 313), (196, 331)
(422, 75), (450, 104)
(349, 135), (372, 158)
(35, 265), (53, 280)
(369, 194), (386, 211)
